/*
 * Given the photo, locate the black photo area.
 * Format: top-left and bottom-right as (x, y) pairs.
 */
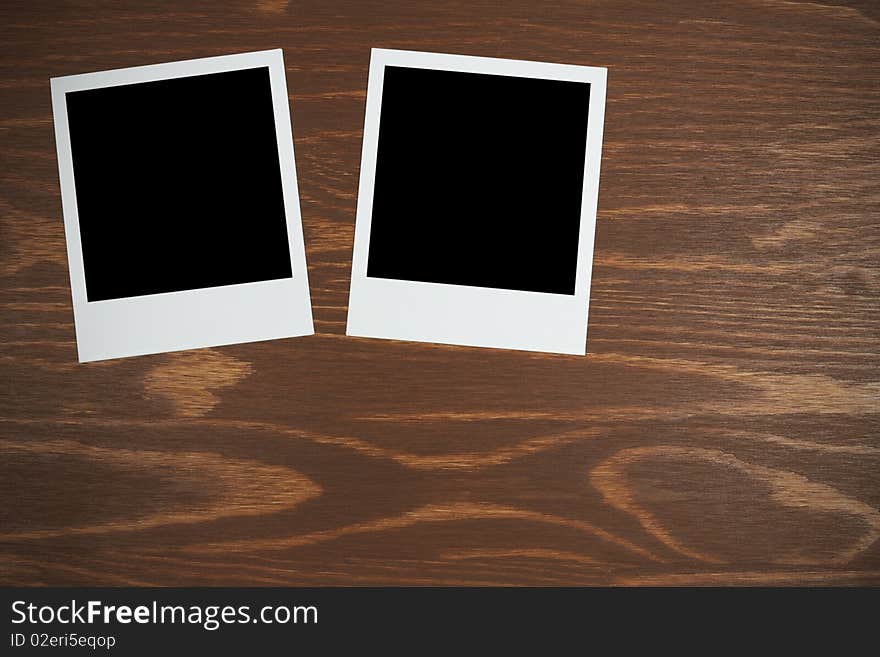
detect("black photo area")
(65, 66), (293, 302)
(366, 66), (591, 296)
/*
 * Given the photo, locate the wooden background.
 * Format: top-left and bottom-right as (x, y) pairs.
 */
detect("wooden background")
(1, 0), (878, 586)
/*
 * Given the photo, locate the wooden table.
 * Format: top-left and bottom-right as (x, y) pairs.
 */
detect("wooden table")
(1, 0), (878, 586)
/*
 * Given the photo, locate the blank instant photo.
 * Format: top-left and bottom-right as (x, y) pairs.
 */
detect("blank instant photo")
(51, 50), (313, 362)
(346, 49), (606, 355)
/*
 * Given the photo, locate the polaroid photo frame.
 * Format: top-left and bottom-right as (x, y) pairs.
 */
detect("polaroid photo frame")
(346, 49), (607, 355)
(51, 49), (313, 362)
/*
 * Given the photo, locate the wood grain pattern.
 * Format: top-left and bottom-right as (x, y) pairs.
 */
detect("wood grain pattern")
(1, 0), (878, 586)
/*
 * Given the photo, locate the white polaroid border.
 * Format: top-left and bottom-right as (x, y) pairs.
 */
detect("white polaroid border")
(346, 49), (606, 356)
(51, 49), (313, 362)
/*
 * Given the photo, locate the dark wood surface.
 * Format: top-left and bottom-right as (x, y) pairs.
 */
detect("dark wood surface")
(1, 0), (878, 586)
